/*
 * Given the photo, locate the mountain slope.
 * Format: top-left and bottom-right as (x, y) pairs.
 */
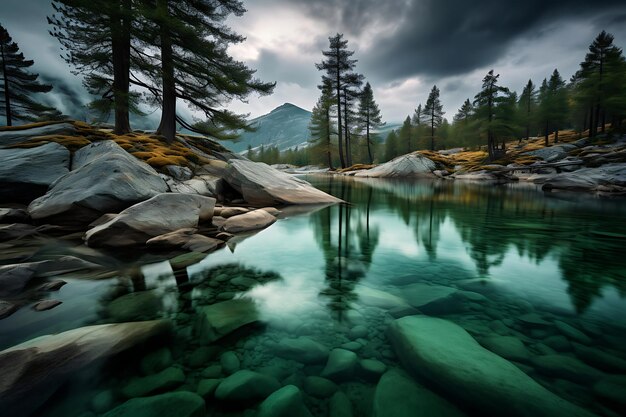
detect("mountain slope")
(226, 103), (312, 153)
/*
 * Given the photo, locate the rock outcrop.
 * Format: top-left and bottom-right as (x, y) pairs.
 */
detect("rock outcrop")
(542, 163), (626, 193)
(354, 154), (436, 178)
(28, 141), (169, 226)
(223, 159), (342, 206)
(0, 320), (171, 417)
(84, 193), (215, 247)
(220, 209), (277, 234)
(0, 143), (70, 203)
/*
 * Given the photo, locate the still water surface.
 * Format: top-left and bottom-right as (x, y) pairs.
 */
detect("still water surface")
(2, 176), (626, 416)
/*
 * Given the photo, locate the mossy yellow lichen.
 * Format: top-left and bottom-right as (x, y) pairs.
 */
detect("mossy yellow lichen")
(146, 155), (188, 168)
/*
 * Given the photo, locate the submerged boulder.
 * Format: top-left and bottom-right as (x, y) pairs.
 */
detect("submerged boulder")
(354, 154), (436, 178)
(84, 193), (215, 247)
(223, 159), (342, 206)
(0, 142), (70, 203)
(214, 370), (280, 402)
(102, 391), (205, 417)
(373, 368), (467, 417)
(28, 141), (169, 226)
(195, 298), (259, 343)
(257, 385), (313, 417)
(388, 316), (597, 417)
(0, 320), (171, 417)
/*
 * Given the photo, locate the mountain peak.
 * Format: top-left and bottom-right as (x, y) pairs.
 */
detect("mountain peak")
(270, 102), (308, 113)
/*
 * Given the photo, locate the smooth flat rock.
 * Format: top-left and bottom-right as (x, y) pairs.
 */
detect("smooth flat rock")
(0, 122), (76, 145)
(0, 300), (17, 319)
(542, 163), (626, 192)
(0, 143), (70, 202)
(84, 193), (215, 247)
(107, 290), (162, 322)
(214, 370), (280, 401)
(33, 299), (62, 311)
(355, 153), (436, 178)
(373, 368), (467, 417)
(0, 320), (171, 417)
(400, 283), (457, 309)
(220, 207), (249, 218)
(102, 391), (205, 417)
(194, 298), (259, 343)
(220, 209), (277, 234)
(388, 316), (597, 417)
(355, 285), (409, 309)
(223, 159), (342, 206)
(166, 175), (219, 197)
(360, 359), (387, 378)
(321, 348), (358, 380)
(274, 336), (329, 364)
(147, 229), (224, 253)
(28, 141), (169, 225)
(257, 385), (313, 417)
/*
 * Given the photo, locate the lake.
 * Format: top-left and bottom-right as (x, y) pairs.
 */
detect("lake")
(2, 176), (626, 417)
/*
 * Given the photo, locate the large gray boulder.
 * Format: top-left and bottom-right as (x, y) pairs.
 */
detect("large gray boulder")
(373, 368), (467, 417)
(0, 122), (76, 146)
(0, 320), (171, 417)
(525, 144), (577, 162)
(542, 163), (626, 192)
(354, 154), (436, 178)
(28, 141), (169, 225)
(0, 142), (70, 202)
(388, 316), (597, 417)
(84, 193), (215, 247)
(223, 159), (342, 206)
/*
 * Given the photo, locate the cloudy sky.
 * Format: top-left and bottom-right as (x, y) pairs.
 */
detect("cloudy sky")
(3, 0), (626, 124)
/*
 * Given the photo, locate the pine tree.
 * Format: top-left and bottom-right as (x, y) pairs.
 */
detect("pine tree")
(316, 34), (359, 169)
(422, 85), (444, 151)
(547, 69), (568, 143)
(473, 70), (510, 160)
(137, 0), (274, 142)
(49, 0), (135, 134)
(341, 72), (364, 166)
(411, 103), (423, 149)
(576, 31), (625, 136)
(356, 82), (384, 164)
(310, 81), (335, 169)
(384, 130), (399, 162)
(452, 99), (475, 147)
(538, 78), (551, 145)
(518, 80), (536, 142)
(397, 116), (412, 154)
(0, 25), (57, 126)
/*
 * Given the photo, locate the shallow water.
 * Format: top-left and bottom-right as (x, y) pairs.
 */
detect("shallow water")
(2, 177), (626, 417)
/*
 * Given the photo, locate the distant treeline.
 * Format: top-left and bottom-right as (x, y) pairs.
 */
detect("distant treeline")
(251, 31), (626, 168)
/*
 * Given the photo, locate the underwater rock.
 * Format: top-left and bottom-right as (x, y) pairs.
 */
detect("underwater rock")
(273, 336), (330, 364)
(355, 285), (409, 310)
(531, 354), (603, 384)
(554, 321), (592, 345)
(220, 351), (241, 375)
(220, 209), (277, 234)
(0, 142), (70, 203)
(214, 370), (280, 402)
(0, 223), (39, 241)
(223, 159), (342, 206)
(303, 376), (338, 398)
(329, 391), (354, 417)
(196, 378), (221, 399)
(593, 375), (626, 409)
(479, 336), (531, 362)
(0, 207), (30, 223)
(140, 347), (173, 375)
(0, 300), (17, 319)
(257, 385), (314, 417)
(321, 348), (358, 380)
(388, 316), (598, 417)
(573, 343), (626, 373)
(122, 367), (185, 398)
(360, 359), (387, 379)
(29, 141), (169, 226)
(195, 298), (259, 343)
(354, 153), (436, 178)
(102, 391), (205, 417)
(400, 283), (458, 311)
(107, 290), (162, 322)
(0, 320), (171, 417)
(373, 368), (467, 417)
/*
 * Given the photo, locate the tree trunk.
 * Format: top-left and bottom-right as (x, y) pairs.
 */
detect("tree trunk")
(343, 93), (352, 167)
(111, 0), (131, 134)
(601, 110), (606, 134)
(366, 114), (373, 164)
(1, 41), (12, 126)
(335, 61), (345, 168)
(430, 113), (435, 151)
(544, 120), (549, 146)
(325, 107), (333, 170)
(588, 105), (595, 138)
(554, 128), (559, 143)
(156, 0), (176, 143)
(592, 104), (600, 138)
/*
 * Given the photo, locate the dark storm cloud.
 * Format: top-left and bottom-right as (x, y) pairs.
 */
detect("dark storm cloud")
(287, 0), (626, 80)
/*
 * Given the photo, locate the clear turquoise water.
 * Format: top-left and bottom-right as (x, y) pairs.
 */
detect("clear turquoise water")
(2, 176), (626, 416)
